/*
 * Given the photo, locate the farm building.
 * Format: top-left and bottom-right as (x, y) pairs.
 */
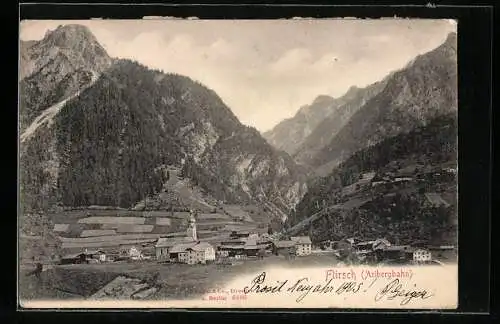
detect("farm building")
(85, 249), (107, 262)
(355, 239), (391, 252)
(272, 240), (297, 256)
(396, 165), (418, 177)
(242, 239), (269, 257)
(169, 242), (215, 264)
(230, 231), (251, 239)
(155, 238), (176, 261)
(59, 252), (87, 265)
(290, 236), (312, 256)
(358, 171), (376, 186)
(217, 239), (246, 257)
(155, 237), (196, 261)
(375, 245), (413, 261)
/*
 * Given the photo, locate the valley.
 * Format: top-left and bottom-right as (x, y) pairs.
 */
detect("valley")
(18, 23), (458, 304)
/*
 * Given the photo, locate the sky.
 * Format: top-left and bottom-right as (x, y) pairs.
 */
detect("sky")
(20, 19), (456, 132)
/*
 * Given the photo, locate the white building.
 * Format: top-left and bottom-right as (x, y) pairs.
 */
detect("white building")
(413, 249), (432, 262)
(128, 246), (143, 260)
(170, 241), (216, 264)
(290, 236), (312, 256)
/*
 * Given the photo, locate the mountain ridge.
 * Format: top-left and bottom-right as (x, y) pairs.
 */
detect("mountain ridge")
(20, 27), (308, 223)
(306, 32), (457, 175)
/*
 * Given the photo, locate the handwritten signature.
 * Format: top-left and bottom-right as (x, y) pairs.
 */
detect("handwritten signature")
(242, 272), (434, 305)
(374, 279), (434, 305)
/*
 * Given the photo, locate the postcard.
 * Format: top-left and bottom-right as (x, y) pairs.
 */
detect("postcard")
(18, 18), (458, 309)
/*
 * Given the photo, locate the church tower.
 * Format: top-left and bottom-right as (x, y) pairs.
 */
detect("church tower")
(187, 210), (197, 241)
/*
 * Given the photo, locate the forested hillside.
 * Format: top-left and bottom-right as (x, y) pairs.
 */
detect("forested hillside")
(20, 58), (307, 217)
(289, 113), (457, 244)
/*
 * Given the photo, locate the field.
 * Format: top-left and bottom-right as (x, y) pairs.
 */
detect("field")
(19, 253), (342, 301)
(43, 202), (270, 254)
(33, 166), (276, 256)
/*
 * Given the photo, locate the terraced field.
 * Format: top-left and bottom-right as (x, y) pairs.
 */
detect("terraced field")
(49, 205), (268, 253)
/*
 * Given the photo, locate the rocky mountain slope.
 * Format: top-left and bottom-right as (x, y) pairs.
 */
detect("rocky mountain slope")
(19, 25), (307, 221)
(262, 95), (336, 155)
(19, 24), (113, 133)
(292, 79), (389, 168)
(308, 32), (457, 175)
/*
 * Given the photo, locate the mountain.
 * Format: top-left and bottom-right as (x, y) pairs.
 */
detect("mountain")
(19, 25), (307, 221)
(291, 112), (458, 245)
(292, 79), (389, 168)
(262, 83), (383, 157)
(262, 95), (336, 155)
(308, 32), (457, 175)
(19, 24), (113, 133)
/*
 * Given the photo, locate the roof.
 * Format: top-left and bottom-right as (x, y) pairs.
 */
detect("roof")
(188, 242), (213, 252)
(85, 249), (105, 255)
(156, 237), (196, 248)
(356, 240), (376, 245)
(62, 252), (85, 259)
(424, 193), (451, 207)
(396, 165), (417, 175)
(218, 245), (245, 250)
(290, 236), (312, 244)
(244, 244), (268, 250)
(170, 242), (198, 253)
(275, 241), (297, 248)
(53, 224), (70, 232)
(382, 245), (412, 252)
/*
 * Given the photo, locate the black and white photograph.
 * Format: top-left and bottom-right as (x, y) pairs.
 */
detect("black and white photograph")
(18, 18), (458, 308)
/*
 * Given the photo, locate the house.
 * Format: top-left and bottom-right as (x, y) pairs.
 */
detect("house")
(355, 241), (376, 253)
(396, 165), (418, 177)
(272, 240), (297, 256)
(60, 252), (87, 265)
(216, 250), (230, 258)
(217, 241), (246, 257)
(290, 236), (312, 256)
(169, 242), (198, 263)
(155, 238), (176, 261)
(356, 239), (391, 252)
(376, 245), (413, 261)
(230, 231), (251, 239)
(372, 238), (392, 251)
(371, 181), (386, 187)
(154, 237), (197, 261)
(170, 242), (215, 264)
(85, 249), (107, 262)
(357, 172), (376, 188)
(242, 239), (269, 257)
(128, 246), (143, 261)
(412, 249), (432, 263)
(257, 237), (273, 250)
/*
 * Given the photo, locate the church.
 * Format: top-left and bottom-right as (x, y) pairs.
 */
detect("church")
(155, 210), (215, 264)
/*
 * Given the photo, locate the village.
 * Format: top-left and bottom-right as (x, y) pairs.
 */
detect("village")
(19, 161), (457, 301)
(56, 209), (455, 267)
